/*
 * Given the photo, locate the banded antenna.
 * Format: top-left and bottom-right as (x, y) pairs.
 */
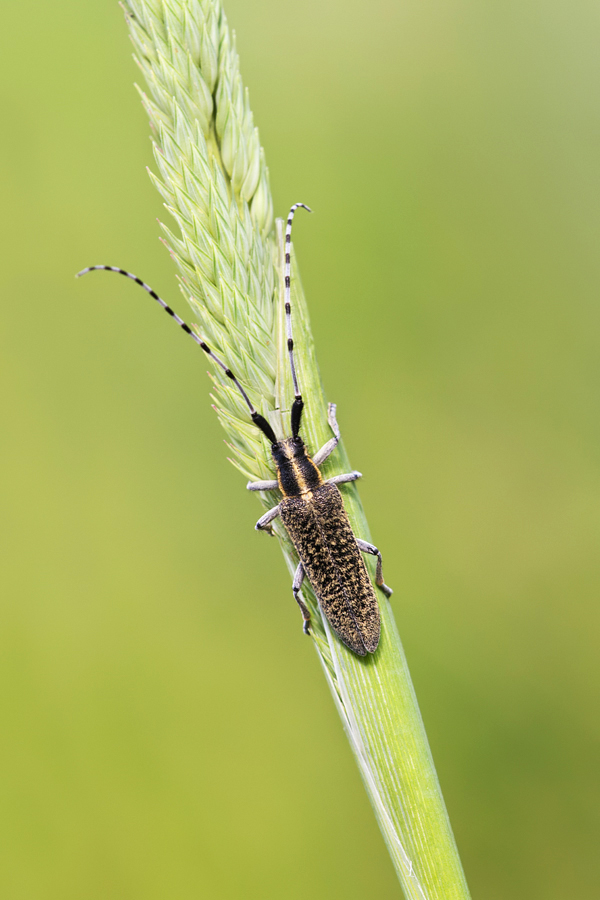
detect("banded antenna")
(284, 203), (312, 437)
(75, 265), (278, 445)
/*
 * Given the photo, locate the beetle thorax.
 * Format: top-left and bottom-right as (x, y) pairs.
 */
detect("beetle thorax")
(272, 436), (323, 498)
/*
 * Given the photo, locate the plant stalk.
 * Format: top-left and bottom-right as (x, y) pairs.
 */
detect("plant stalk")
(120, 1), (472, 896)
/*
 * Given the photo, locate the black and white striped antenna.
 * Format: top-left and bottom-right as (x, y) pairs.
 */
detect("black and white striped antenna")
(75, 265), (278, 445)
(284, 203), (312, 437)
(77, 202), (311, 444)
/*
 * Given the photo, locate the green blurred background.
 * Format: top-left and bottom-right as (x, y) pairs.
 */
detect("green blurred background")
(1, 0), (599, 897)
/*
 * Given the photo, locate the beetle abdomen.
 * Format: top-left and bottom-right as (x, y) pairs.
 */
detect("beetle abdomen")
(280, 483), (380, 655)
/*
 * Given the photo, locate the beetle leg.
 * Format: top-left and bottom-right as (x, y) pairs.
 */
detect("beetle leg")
(312, 402), (341, 466)
(255, 503), (281, 535)
(247, 478), (279, 491)
(292, 562), (311, 635)
(356, 539), (393, 598)
(326, 470), (362, 486)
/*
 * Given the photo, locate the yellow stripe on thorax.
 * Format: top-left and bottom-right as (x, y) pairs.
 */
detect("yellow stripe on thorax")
(291, 459), (308, 494)
(277, 452), (322, 498)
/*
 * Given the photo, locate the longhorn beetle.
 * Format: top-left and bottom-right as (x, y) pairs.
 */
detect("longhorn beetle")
(77, 203), (392, 656)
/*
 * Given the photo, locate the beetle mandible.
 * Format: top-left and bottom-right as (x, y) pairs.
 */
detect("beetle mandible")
(77, 203), (392, 656)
